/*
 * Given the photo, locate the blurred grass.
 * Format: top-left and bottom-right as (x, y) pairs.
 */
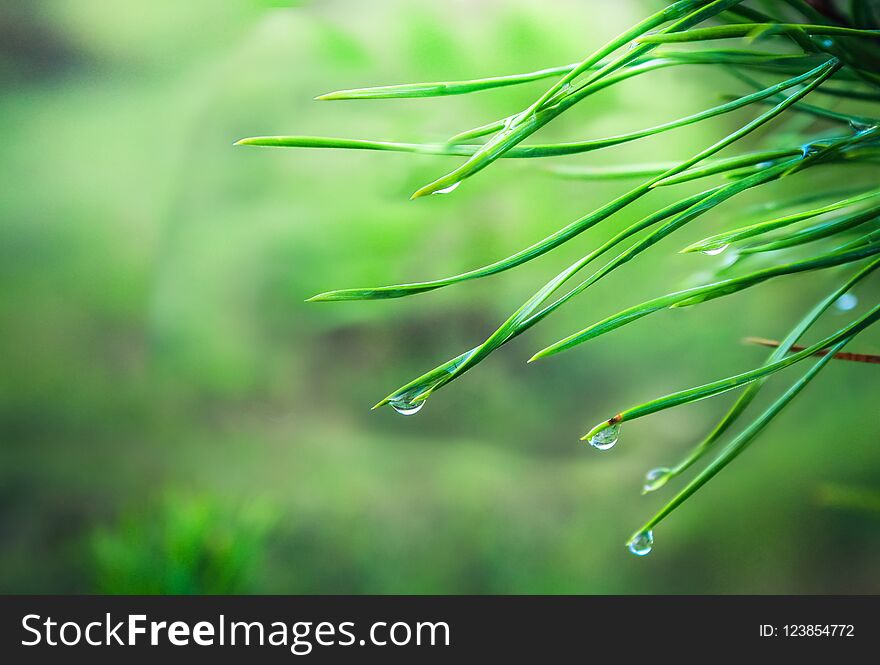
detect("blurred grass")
(0, 0), (878, 593)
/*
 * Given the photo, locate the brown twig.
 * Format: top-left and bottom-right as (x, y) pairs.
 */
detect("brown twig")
(744, 336), (880, 364)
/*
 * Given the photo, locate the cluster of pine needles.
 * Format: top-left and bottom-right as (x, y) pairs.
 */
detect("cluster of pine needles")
(238, 0), (880, 555)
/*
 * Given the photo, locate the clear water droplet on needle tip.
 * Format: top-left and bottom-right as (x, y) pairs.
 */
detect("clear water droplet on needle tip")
(627, 530), (654, 556)
(588, 423), (620, 451)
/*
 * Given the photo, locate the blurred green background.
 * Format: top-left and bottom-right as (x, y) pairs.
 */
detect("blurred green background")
(1, 0), (878, 594)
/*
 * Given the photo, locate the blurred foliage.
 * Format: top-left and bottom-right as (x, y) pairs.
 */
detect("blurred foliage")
(0, 0), (877, 593)
(817, 483), (880, 515)
(91, 493), (276, 594)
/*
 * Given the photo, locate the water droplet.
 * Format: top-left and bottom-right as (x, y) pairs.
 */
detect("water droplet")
(643, 467), (672, 493)
(702, 244), (729, 256)
(389, 396), (424, 416)
(801, 143), (822, 158)
(720, 250), (740, 269)
(820, 38), (834, 48)
(588, 423), (620, 451)
(834, 293), (857, 312)
(433, 182), (460, 195)
(627, 530), (654, 556)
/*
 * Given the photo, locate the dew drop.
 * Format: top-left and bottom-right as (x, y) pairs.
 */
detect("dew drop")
(702, 244), (729, 256)
(834, 293), (857, 312)
(801, 143), (822, 158)
(718, 250), (741, 271)
(820, 38), (834, 48)
(588, 423), (620, 451)
(433, 182), (460, 195)
(643, 467), (672, 494)
(389, 396), (424, 416)
(627, 530), (654, 557)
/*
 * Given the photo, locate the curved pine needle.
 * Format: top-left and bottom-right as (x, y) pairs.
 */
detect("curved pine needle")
(656, 149), (804, 185)
(682, 186), (880, 253)
(738, 95), (878, 126)
(740, 185), (873, 218)
(372, 188), (721, 408)
(316, 63), (701, 150)
(837, 227), (880, 251)
(240, 67), (832, 160)
(307, 61), (839, 303)
(357, 69), (857, 414)
(444, 49), (826, 142)
(410, 0), (747, 198)
(317, 51), (808, 103)
(241, 0), (880, 543)
(532, 243), (880, 361)
(382, 149), (832, 407)
(740, 204), (880, 253)
(310, 162), (789, 304)
(636, 23), (880, 44)
(549, 149), (801, 183)
(546, 162), (682, 180)
(448, 118), (509, 144)
(514, 0), (706, 120)
(235, 136), (477, 154)
(726, 66), (878, 117)
(514, 2), (752, 123)
(582, 297), (880, 441)
(308, 164), (784, 303)
(315, 63), (576, 100)
(631, 334), (855, 541)
(315, 48), (812, 102)
(647, 257), (880, 490)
